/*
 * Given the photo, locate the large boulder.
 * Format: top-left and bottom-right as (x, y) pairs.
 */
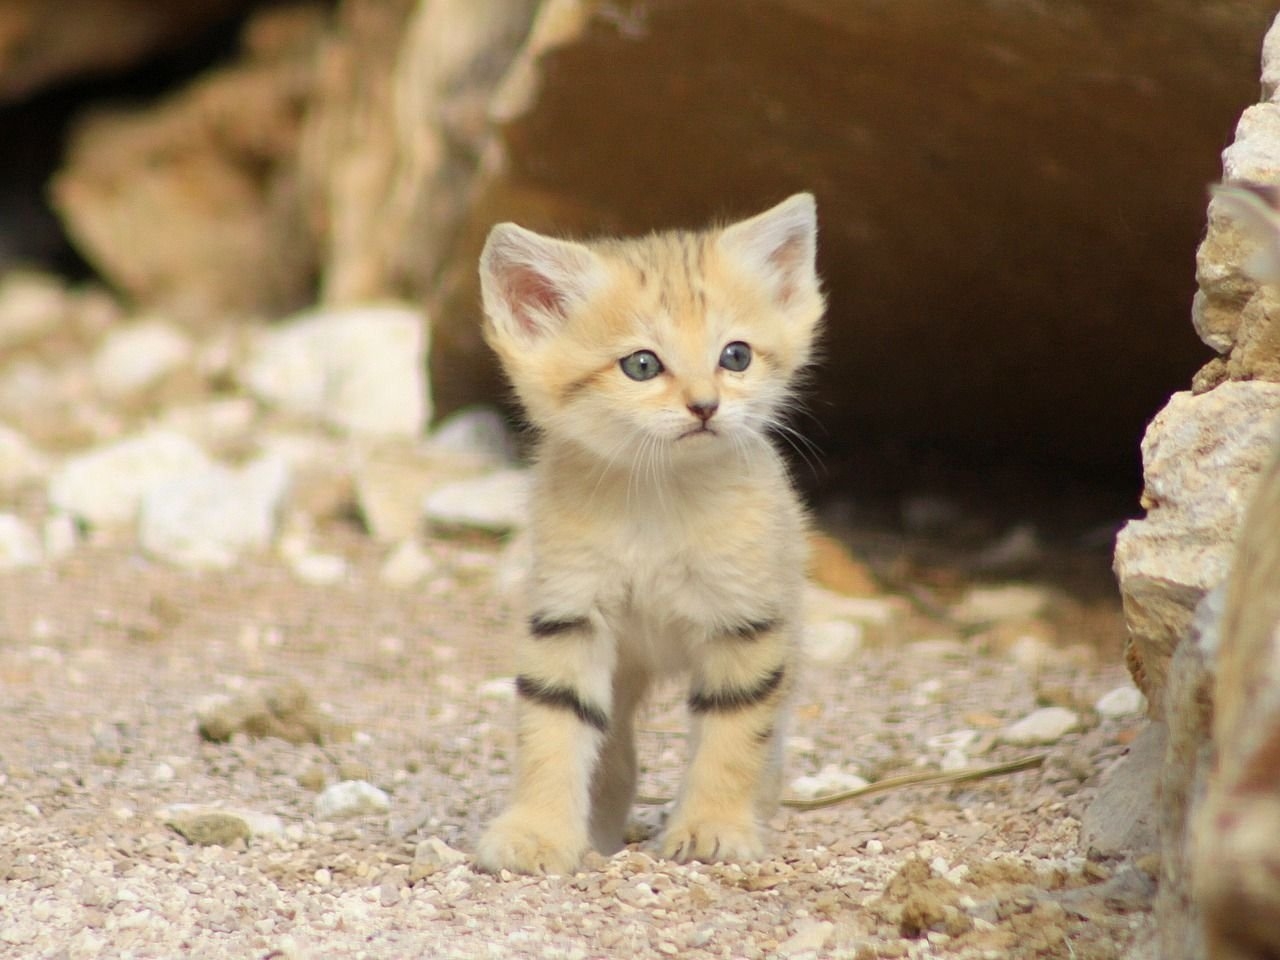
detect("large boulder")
(428, 0), (1277, 477)
(1108, 12), (1280, 959)
(1113, 381), (1280, 717)
(50, 4), (325, 318)
(1193, 438), (1280, 960)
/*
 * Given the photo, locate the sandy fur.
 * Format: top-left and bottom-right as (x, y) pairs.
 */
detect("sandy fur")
(474, 194), (824, 874)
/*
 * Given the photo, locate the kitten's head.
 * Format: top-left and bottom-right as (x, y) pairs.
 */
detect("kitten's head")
(478, 193), (824, 465)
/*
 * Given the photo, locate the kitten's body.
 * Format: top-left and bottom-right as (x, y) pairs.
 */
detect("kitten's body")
(475, 195), (824, 874)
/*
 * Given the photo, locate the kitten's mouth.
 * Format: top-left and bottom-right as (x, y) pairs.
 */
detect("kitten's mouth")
(678, 424), (718, 440)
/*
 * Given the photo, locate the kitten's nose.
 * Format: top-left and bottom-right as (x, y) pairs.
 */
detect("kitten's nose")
(687, 399), (719, 422)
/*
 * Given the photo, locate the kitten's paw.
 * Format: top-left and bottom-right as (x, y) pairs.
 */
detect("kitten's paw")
(475, 810), (586, 876)
(658, 816), (764, 864)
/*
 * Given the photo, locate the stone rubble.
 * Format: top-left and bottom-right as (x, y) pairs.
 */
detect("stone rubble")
(315, 781), (392, 821)
(243, 304), (429, 439)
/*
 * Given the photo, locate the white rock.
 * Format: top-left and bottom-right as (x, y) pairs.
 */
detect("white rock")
(926, 729), (979, 752)
(315, 780), (391, 819)
(245, 304), (428, 438)
(778, 920), (835, 957)
(139, 454), (289, 570)
(380, 539), (435, 587)
(803, 619), (863, 662)
(422, 468), (530, 533)
(477, 677), (516, 699)
(805, 585), (905, 632)
(0, 271), (68, 349)
(427, 406), (515, 463)
(951, 584), (1052, 625)
(91, 319), (193, 397)
(0, 514), (41, 568)
(42, 514), (78, 560)
(1000, 706), (1080, 745)
(1095, 684), (1147, 718)
(48, 430), (211, 526)
(157, 397), (258, 448)
(355, 450), (437, 543)
(289, 551), (349, 586)
(413, 837), (469, 870)
(1113, 382), (1280, 715)
(788, 763), (869, 800)
(0, 425), (48, 489)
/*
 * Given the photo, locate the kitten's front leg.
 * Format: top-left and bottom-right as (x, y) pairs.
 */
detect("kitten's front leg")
(660, 620), (793, 864)
(475, 614), (613, 875)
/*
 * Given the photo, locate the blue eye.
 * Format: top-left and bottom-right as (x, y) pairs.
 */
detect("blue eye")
(719, 341), (752, 372)
(619, 350), (664, 381)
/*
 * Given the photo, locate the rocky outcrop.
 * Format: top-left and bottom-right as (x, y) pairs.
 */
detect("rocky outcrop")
(1113, 382), (1280, 716)
(1110, 12), (1280, 959)
(428, 0), (1276, 477)
(1193, 439), (1280, 960)
(50, 4), (324, 319)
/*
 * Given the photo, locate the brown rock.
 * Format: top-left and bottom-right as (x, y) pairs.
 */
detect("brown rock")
(196, 678), (349, 745)
(1194, 437), (1280, 960)
(297, 0), (537, 306)
(0, 0), (249, 104)
(1113, 382), (1280, 716)
(429, 0), (1274, 476)
(50, 4), (325, 319)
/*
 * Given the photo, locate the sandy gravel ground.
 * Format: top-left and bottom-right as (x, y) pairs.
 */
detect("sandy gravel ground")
(0, 517), (1153, 960)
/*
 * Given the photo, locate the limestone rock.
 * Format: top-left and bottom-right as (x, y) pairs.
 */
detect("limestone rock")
(315, 780), (390, 820)
(1194, 436), (1280, 960)
(410, 836), (469, 880)
(379, 539), (435, 587)
(244, 304), (428, 438)
(999, 707), (1080, 746)
(0, 513), (41, 569)
(90, 318), (194, 398)
(298, 0), (537, 304)
(138, 454), (289, 570)
(50, 5), (324, 318)
(48, 429), (211, 526)
(1079, 722), (1164, 859)
(1094, 684), (1147, 719)
(426, 406), (516, 464)
(1113, 382), (1280, 715)
(0, 425), (48, 490)
(950, 584), (1053, 627)
(0, 270), (71, 349)
(422, 468), (530, 534)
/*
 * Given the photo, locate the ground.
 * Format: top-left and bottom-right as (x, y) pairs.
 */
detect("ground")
(0, 506), (1155, 959)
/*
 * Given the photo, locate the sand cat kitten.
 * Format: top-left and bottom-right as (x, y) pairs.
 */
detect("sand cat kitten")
(475, 193), (824, 874)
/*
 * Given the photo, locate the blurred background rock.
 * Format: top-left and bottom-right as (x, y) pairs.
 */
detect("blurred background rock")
(1, 0), (1275, 515)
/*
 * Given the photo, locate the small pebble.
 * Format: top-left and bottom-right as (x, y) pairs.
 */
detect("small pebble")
(1094, 684), (1146, 718)
(1000, 706), (1080, 745)
(315, 780), (390, 819)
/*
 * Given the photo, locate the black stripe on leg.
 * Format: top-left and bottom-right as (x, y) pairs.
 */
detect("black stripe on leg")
(726, 618), (779, 640)
(688, 666), (786, 715)
(528, 614), (591, 638)
(515, 675), (608, 732)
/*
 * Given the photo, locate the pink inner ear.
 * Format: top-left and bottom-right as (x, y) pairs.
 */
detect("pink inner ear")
(768, 231), (807, 305)
(503, 264), (567, 336)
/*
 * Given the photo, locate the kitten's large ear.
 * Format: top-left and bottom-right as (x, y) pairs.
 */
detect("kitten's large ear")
(717, 193), (819, 309)
(479, 223), (607, 342)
